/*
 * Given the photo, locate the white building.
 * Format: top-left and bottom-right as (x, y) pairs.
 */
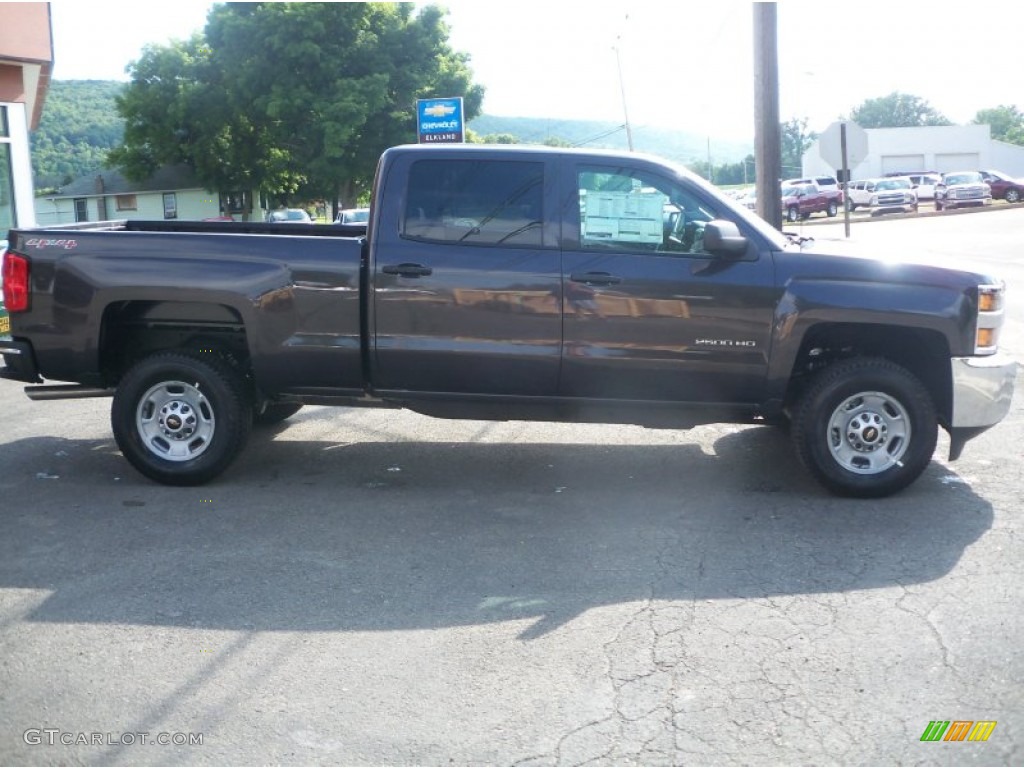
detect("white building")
(802, 125), (1024, 180)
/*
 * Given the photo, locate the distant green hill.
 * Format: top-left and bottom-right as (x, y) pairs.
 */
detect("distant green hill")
(468, 115), (752, 167)
(29, 81), (751, 189)
(31, 80), (126, 189)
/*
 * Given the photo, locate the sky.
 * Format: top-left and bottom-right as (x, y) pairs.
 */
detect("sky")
(42, 0), (1024, 144)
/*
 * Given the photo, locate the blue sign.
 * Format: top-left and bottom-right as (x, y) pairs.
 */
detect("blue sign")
(416, 98), (465, 144)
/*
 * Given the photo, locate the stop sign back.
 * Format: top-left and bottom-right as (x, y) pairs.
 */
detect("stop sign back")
(819, 120), (868, 170)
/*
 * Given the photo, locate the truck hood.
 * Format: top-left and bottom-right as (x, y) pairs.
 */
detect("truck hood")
(778, 236), (1005, 289)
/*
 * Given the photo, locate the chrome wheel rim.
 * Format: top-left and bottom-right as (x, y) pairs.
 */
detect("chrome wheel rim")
(827, 391), (911, 475)
(135, 380), (215, 461)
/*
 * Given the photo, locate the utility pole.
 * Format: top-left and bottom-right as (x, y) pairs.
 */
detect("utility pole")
(753, 2), (782, 230)
(614, 20), (634, 152)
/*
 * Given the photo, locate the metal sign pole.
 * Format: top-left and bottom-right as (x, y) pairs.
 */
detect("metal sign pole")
(841, 122), (850, 238)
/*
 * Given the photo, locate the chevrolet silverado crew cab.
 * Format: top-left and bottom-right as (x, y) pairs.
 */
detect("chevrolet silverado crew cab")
(1, 144), (1017, 497)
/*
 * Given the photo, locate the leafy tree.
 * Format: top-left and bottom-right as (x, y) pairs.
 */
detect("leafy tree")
(110, 2), (484, 216)
(973, 105), (1024, 146)
(781, 118), (815, 178)
(848, 92), (952, 128)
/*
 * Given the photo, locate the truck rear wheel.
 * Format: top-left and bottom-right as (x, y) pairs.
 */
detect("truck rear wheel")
(111, 352), (252, 485)
(826, 200), (838, 217)
(791, 357), (937, 498)
(787, 206), (800, 222)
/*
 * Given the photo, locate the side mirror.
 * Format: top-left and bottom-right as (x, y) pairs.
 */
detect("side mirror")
(703, 220), (748, 256)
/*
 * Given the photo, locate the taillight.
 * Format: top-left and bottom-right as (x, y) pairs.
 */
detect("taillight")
(2, 251), (29, 312)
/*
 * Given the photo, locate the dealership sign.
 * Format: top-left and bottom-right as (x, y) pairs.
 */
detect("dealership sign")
(416, 98), (465, 144)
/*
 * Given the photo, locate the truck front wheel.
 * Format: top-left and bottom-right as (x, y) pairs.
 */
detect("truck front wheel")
(792, 358), (937, 498)
(111, 352), (252, 485)
(826, 200), (838, 217)
(787, 206), (800, 222)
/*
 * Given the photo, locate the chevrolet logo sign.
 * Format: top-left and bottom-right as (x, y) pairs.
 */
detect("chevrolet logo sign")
(423, 103), (456, 118)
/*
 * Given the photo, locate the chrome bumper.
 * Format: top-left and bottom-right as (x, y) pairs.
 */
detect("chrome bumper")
(950, 354), (1017, 429)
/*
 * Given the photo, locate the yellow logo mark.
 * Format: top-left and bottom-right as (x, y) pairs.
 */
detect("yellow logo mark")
(423, 103), (456, 118)
(968, 721), (997, 742)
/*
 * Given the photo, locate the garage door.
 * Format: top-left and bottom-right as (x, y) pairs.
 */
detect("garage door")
(936, 153), (980, 172)
(881, 155), (925, 175)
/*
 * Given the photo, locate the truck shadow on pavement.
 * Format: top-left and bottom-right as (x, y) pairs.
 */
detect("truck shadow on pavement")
(0, 424), (994, 640)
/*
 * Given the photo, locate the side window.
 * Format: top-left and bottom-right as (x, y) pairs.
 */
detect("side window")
(576, 165), (719, 256)
(402, 159), (543, 247)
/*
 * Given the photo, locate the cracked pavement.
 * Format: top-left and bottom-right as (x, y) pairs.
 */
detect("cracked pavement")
(2, 211), (1023, 765)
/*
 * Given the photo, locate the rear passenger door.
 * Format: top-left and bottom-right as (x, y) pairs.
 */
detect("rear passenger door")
(370, 151), (562, 396)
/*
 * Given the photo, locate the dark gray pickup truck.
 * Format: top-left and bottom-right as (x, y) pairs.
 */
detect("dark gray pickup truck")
(1, 144), (1017, 496)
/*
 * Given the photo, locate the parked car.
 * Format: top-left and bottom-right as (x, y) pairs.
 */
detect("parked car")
(3, 143), (1016, 497)
(934, 172), (992, 211)
(336, 207), (370, 224)
(783, 175), (843, 211)
(266, 208), (313, 223)
(884, 171), (941, 200)
(781, 182), (836, 221)
(906, 173), (941, 201)
(979, 170), (1024, 204)
(848, 177), (918, 215)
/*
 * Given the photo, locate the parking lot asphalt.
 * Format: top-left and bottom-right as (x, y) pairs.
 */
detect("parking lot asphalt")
(1, 209), (1022, 766)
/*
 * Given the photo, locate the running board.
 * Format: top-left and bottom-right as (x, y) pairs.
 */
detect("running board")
(25, 385), (115, 401)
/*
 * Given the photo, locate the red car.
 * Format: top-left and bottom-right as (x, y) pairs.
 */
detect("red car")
(980, 170), (1024, 204)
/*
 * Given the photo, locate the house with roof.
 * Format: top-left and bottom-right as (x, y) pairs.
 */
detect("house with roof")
(34, 163), (262, 225)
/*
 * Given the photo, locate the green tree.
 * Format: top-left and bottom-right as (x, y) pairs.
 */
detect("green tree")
(110, 2), (484, 216)
(781, 118), (815, 178)
(848, 92), (952, 128)
(973, 105), (1024, 145)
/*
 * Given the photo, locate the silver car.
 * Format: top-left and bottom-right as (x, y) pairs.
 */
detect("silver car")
(935, 172), (992, 211)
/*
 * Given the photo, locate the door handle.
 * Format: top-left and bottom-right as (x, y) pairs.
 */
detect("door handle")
(382, 263), (433, 278)
(569, 271), (621, 286)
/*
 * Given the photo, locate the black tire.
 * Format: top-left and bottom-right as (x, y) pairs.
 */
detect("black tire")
(254, 402), (303, 426)
(111, 352), (252, 485)
(791, 357), (937, 498)
(787, 206), (800, 222)
(1006, 188), (1021, 204)
(826, 200), (838, 217)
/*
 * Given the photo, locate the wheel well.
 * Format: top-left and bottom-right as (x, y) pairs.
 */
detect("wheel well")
(785, 323), (952, 424)
(100, 301), (250, 384)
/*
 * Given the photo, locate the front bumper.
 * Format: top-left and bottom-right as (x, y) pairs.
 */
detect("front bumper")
(871, 202), (917, 215)
(947, 353), (1018, 459)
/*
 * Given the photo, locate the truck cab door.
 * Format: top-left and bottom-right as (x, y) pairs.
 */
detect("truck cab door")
(558, 159), (776, 404)
(369, 151), (562, 397)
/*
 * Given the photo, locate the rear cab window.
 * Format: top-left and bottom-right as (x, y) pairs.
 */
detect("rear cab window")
(402, 159), (544, 247)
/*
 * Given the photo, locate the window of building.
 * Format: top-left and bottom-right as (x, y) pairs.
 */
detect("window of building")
(220, 191), (250, 215)
(402, 159), (544, 247)
(163, 192), (177, 220)
(0, 107), (16, 233)
(74, 198), (88, 223)
(115, 194), (137, 211)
